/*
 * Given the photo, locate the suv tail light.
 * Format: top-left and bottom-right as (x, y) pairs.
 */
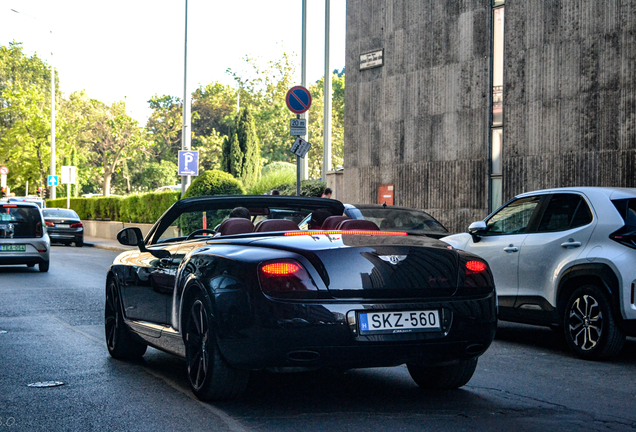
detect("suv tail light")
(610, 227), (636, 249)
(258, 260), (320, 299)
(35, 222), (43, 238)
(70, 222), (83, 228)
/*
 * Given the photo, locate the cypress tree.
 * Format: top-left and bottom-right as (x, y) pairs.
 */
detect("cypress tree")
(229, 131), (243, 178)
(236, 106), (261, 188)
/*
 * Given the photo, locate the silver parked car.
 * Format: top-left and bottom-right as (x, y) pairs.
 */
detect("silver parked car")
(0, 201), (50, 272)
(442, 187), (636, 360)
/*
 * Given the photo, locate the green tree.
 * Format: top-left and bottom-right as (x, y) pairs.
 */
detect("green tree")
(145, 94), (182, 163)
(191, 82), (236, 138)
(0, 42), (58, 195)
(236, 106), (261, 188)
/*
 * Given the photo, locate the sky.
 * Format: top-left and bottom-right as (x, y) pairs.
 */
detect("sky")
(0, 0), (346, 124)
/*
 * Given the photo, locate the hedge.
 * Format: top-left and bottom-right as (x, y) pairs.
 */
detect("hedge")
(46, 191), (180, 223)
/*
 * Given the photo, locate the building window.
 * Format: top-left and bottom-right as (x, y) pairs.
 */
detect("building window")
(490, 4), (504, 212)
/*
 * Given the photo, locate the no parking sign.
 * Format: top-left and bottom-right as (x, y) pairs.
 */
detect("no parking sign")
(285, 86), (312, 114)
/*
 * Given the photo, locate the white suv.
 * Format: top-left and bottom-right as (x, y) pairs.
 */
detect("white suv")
(442, 187), (636, 360)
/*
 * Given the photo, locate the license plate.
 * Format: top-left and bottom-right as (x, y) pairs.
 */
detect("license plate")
(56, 224), (70, 228)
(359, 310), (440, 334)
(0, 244), (26, 252)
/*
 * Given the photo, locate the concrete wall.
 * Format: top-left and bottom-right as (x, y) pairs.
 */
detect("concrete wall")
(503, 1), (636, 198)
(344, 0), (492, 232)
(83, 221), (154, 240)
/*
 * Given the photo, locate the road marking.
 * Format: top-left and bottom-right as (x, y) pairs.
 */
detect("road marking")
(49, 314), (251, 432)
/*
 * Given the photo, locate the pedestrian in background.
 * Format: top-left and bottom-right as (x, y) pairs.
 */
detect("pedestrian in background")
(321, 187), (332, 198)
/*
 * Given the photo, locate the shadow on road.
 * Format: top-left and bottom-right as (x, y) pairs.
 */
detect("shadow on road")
(494, 321), (636, 364)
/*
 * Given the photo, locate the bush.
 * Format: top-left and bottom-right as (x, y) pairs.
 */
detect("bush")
(272, 179), (326, 197)
(182, 170), (245, 199)
(262, 161), (296, 176)
(248, 168), (296, 195)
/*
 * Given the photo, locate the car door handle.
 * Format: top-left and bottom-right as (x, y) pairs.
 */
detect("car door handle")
(503, 245), (519, 253)
(561, 240), (582, 248)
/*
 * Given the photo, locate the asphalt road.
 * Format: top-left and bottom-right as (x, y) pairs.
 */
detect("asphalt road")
(1, 245), (635, 432)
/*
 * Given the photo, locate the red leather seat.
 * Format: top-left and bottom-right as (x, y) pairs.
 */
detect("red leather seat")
(217, 218), (254, 236)
(336, 219), (380, 231)
(254, 219), (300, 232)
(321, 216), (350, 229)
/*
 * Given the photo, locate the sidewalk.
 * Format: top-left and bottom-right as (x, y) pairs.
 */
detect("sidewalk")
(83, 236), (136, 252)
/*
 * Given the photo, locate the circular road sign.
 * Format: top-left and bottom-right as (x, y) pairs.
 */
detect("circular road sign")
(0, 166), (8, 175)
(285, 86), (312, 114)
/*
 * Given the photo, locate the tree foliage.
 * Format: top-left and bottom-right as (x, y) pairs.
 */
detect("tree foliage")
(2, 44), (344, 200)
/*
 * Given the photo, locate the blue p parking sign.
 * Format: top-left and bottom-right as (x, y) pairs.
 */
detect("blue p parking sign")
(178, 151), (199, 176)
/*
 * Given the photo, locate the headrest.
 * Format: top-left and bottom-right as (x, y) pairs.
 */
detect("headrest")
(218, 218), (254, 236)
(309, 210), (333, 229)
(321, 215), (350, 229)
(254, 219), (300, 232)
(336, 219), (380, 231)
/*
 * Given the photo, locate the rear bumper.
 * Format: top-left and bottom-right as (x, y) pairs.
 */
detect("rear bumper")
(48, 229), (83, 243)
(216, 291), (498, 370)
(0, 253), (48, 266)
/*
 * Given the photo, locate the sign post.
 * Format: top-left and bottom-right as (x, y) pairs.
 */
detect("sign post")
(61, 166), (77, 209)
(285, 86), (312, 196)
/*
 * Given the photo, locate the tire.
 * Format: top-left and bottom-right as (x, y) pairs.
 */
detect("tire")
(104, 279), (147, 360)
(563, 285), (625, 360)
(407, 357), (478, 390)
(38, 260), (49, 272)
(184, 291), (249, 401)
(75, 239), (83, 247)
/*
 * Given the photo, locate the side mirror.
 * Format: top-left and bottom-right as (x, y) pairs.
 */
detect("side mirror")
(117, 227), (171, 259)
(117, 227), (143, 246)
(468, 221), (487, 243)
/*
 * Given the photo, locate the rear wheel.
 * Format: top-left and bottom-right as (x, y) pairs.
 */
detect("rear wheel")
(184, 291), (249, 400)
(407, 357), (478, 390)
(38, 260), (49, 272)
(75, 239), (83, 247)
(563, 285), (625, 360)
(104, 279), (147, 360)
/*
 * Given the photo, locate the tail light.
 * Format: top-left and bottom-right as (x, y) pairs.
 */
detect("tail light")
(460, 258), (494, 293)
(35, 222), (43, 238)
(258, 260), (320, 299)
(466, 260), (487, 273)
(45, 221), (55, 227)
(70, 222), (83, 228)
(610, 227), (636, 249)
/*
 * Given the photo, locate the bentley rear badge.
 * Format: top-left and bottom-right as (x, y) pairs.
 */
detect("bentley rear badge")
(378, 255), (407, 265)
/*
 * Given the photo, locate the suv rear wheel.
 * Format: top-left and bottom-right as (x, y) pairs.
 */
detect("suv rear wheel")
(563, 285), (625, 360)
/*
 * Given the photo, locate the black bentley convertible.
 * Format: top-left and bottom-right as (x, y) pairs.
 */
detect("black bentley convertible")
(106, 195), (497, 400)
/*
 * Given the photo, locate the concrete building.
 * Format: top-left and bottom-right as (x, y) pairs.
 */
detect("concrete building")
(343, 0), (636, 233)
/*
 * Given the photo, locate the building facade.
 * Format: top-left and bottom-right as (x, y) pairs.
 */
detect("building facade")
(343, 0), (636, 233)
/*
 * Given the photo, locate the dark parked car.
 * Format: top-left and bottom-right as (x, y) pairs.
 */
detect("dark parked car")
(42, 208), (84, 247)
(106, 195), (497, 400)
(343, 203), (450, 238)
(0, 201), (50, 272)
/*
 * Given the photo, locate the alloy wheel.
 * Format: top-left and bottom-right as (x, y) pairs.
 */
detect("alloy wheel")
(185, 300), (210, 391)
(105, 282), (119, 351)
(567, 293), (603, 351)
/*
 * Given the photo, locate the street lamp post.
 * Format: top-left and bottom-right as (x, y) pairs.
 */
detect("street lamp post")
(11, 9), (56, 200)
(180, 0), (191, 197)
